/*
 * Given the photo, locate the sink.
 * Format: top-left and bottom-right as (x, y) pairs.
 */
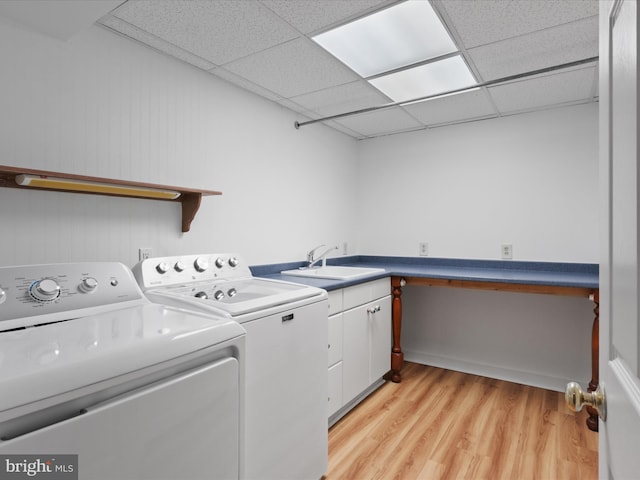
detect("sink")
(280, 265), (386, 280)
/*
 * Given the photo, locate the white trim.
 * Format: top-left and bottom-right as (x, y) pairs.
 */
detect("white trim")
(405, 349), (570, 392)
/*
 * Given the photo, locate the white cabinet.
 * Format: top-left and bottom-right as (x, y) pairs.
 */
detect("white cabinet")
(327, 278), (391, 424)
(342, 292), (392, 403)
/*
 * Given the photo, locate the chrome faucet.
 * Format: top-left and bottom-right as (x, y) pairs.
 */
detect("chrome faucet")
(307, 244), (339, 268)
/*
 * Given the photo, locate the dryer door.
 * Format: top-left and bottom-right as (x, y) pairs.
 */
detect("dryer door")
(0, 357), (240, 480)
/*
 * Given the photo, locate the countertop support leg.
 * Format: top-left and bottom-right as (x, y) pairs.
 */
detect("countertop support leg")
(391, 277), (404, 383)
(586, 290), (600, 432)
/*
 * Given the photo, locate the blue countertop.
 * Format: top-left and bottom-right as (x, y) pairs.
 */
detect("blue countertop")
(251, 256), (599, 291)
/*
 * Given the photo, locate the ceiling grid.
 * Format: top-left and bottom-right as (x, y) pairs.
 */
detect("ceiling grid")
(96, 0), (599, 139)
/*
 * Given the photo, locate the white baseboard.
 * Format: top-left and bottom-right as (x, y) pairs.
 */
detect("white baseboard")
(404, 349), (572, 392)
(329, 378), (385, 428)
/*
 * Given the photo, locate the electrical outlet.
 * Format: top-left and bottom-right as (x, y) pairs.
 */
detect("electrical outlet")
(419, 242), (428, 256)
(139, 248), (152, 261)
(501, 244), (513, 259)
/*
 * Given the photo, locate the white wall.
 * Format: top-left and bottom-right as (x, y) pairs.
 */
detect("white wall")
(354, 105), (599, 391)
(356, 104), (599, 263)
(401, 286), (594, 391)
(0, 14), (599, 391)
(0, 20), (359, 268)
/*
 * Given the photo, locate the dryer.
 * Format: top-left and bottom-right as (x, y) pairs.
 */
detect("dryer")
(0, 262), (245, 480)
(133, 254), (328, 480)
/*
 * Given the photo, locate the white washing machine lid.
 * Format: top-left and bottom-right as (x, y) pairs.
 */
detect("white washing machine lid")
(0, 303), (244, 413)
(148, 277), (324, 317)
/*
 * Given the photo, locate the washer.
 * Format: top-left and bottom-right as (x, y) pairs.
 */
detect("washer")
(133, 254), (328, 480)
(0, 262), (245, 480)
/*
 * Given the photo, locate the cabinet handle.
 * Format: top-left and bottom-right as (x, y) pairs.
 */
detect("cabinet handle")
(367, 305), (381, 314)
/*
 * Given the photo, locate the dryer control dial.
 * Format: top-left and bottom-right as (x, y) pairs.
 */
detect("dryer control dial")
(30, 278), (61, 302)
(228, 257), (239, 268)
(215, 257), (226, 268)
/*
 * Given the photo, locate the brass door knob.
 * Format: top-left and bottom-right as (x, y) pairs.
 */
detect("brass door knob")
(565, 382), (606, 421)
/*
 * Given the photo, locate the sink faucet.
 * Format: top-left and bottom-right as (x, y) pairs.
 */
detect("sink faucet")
(307, 244), (339, 268)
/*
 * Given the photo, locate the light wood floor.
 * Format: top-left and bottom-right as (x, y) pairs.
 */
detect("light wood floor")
(326, 362), (598, 480)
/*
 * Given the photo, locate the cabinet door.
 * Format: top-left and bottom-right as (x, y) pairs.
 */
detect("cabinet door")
(342, 304), (370, 404)
(369, 295), (392, 382)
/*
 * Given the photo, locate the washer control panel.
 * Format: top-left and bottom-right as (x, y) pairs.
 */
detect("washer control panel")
(133, 253), (250, 289)
(0, 262), (145, 329)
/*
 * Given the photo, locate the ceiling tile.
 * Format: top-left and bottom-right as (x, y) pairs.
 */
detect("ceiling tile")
(261, 0), (393, 35)
(324, 120), (367, 139)
(468, 16), (598, 81)
(439, 0), (598, 49)
(99, 15), (215, 70)
(211, 67), (282, 101)
(110, 0), (299, 65)
(224, 38), (359, 98)
(488, 66), (596, 113)
(277, 98), (310, 114)
(403, 89), (496, 126)
(333, 107), (422, 137)
(289, 81), (391, 118)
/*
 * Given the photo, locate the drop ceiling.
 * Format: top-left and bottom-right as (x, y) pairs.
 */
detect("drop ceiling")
(96, 0), (599, 140)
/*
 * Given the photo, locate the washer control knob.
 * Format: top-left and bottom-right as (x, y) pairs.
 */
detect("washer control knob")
(174, 261), (185, 272)
(194, 257), (209, 272)
(156, 262), (169, 274)
(215, 257), (226, 268)
(228, 257), (239, 268)
(227, 287), (237, 297)
(79, 277), (98, 293)
(0, 288), (6, 305)
(30, 278), (61, 302)
(195, 291), (208, 300)
(214, 290), (225, 300)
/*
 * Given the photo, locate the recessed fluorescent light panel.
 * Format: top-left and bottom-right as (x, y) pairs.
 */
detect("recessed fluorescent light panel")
(369, 55), (477, 103)
(312, 0), (457, 78)
(312, 0), (477, 103)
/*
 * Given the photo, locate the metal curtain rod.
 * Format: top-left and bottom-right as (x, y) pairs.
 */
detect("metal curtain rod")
(294, 56), (599, 130)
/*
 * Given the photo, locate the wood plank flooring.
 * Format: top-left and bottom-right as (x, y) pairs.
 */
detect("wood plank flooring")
(326, 363), (598, 480)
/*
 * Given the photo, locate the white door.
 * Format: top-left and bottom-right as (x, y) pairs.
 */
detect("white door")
(369, 295), (392, 381)
(599, 0), (640, 477)
(342, 302), (371, 403)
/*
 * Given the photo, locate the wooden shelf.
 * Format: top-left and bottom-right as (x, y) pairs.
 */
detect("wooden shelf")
(0, 165), (221, 232)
